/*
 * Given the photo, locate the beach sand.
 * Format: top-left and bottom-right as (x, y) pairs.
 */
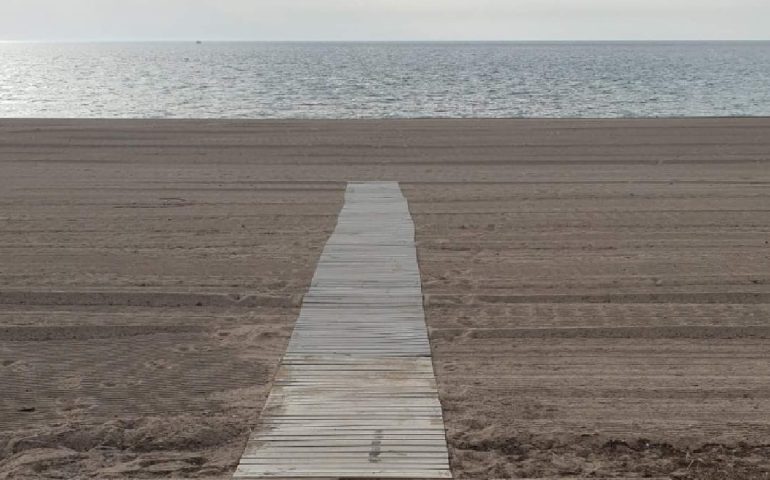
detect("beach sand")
(0, 118), (768, 479)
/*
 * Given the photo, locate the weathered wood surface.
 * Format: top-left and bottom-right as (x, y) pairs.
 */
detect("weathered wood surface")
(234, 182), (452, 479)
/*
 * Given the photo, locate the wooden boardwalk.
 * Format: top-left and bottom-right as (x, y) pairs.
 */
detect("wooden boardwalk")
(234, 182), (452, 479)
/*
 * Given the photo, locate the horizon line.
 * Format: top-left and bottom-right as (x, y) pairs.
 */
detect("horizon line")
(2, 38), (770, 44)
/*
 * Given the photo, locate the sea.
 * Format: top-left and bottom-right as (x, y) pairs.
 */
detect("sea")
(1, 41), (769, 118)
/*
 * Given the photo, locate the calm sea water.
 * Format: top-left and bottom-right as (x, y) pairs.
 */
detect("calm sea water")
(1, 42), (769, 118)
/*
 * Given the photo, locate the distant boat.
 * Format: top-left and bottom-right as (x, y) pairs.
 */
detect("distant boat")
(196, 40), (202, 45)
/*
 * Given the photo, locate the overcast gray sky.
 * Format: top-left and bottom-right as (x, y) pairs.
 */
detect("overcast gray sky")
(1, 0), (768, 42)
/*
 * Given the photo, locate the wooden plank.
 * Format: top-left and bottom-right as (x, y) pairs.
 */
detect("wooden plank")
(234, 182), (451, 480)
(235, 467), (453, 479)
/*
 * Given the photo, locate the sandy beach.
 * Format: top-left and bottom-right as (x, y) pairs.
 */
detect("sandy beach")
(1, 118), (769, 479)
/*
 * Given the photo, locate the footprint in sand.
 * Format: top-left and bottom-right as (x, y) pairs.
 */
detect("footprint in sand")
(61, 400), (96, 413)
(145, 359), (170, 370)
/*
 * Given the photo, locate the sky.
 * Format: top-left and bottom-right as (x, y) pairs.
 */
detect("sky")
(1, 0), (768, 42)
